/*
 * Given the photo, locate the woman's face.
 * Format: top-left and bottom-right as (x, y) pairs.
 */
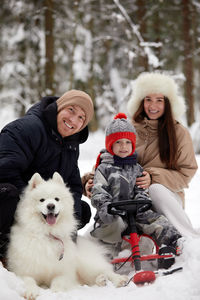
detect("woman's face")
(143, 93), (165, 120)
(57, 105), (86, 137)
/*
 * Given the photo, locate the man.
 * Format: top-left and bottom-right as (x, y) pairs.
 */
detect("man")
(0, 89), (94, 258)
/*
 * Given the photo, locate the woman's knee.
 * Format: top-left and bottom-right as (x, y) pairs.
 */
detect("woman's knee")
(149, 184), (164, 200)
(148, 184), (168, 212)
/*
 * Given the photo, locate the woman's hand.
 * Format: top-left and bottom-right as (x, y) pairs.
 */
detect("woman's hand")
(85, 179), (94, 198)
(136, 171), (151, 189)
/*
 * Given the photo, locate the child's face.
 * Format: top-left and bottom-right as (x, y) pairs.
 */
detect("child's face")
(112, 138), (133, 158)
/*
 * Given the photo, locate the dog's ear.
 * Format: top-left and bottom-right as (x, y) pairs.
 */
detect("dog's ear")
(29, 173), (44, 190)
(52, 172), (65, 185)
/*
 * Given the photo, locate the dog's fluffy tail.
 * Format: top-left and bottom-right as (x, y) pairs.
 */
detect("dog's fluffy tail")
(76, 236), (112, 285)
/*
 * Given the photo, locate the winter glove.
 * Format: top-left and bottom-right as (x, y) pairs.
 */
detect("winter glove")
(134, 193), (152, 213)
(137, 202), (152, 213)
(77, 200), (92, 230)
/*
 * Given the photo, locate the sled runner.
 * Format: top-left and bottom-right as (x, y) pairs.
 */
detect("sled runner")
(108, 200), (182, 285)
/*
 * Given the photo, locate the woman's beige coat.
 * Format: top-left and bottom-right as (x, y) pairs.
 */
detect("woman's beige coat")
(134, 118), (198, 206)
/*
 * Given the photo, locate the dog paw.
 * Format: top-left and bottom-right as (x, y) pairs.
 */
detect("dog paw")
(95, 274), (107, 286)
(109, 274), (129, 287)
(24, 286), (40, 300)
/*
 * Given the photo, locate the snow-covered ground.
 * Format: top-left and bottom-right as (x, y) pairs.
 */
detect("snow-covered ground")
(0, 130), (200, 300)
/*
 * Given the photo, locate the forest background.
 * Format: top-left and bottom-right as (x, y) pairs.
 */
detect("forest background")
(1, 0), (200, 152)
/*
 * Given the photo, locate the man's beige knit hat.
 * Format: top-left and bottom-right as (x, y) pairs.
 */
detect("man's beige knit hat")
(56, 89), (94, 130)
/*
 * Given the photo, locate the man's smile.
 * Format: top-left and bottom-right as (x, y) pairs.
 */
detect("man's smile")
(64, 121), (73, 129)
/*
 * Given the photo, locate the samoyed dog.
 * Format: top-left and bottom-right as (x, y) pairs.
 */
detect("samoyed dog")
(7, 172), (128, 299)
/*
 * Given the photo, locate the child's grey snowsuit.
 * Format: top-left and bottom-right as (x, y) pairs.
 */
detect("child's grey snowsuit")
(91, 150), (181, 247)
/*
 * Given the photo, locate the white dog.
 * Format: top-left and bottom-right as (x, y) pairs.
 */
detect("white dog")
(7, 172), (128, 299)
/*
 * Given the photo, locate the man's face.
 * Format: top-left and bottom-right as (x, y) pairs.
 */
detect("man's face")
(57, 105), (86, 137)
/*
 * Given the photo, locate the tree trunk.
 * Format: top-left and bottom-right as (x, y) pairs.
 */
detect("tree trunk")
(182, 0), (194, 126)
(136, 0), (148, 72)
(87, 16), (98, 132)
(44, 0), (55, 94)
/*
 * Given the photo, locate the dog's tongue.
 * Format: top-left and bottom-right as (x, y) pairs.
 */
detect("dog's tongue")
(46, 214), (56, 225)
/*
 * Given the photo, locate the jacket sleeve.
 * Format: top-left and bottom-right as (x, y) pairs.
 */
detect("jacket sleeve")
(145, 127), (198, 193)
(134, 164), (152, 205)
(0, 118), (43, 191)
(91, 166), (116, 224)
(67, 163), (83, 218)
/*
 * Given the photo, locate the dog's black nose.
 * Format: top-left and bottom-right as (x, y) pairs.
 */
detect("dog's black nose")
(47, 203), (55, 211)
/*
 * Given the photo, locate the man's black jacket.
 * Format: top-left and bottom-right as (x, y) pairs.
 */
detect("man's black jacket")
(0, 96), (89, 219)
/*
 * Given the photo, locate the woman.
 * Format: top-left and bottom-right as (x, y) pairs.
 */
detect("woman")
(84, 72), (198, 238)
(127, 72), (198, 238)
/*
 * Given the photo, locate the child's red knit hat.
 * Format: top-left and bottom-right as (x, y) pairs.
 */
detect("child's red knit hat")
(105, 113), (136, 156)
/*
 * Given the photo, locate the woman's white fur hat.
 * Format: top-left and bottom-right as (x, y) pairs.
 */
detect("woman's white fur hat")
(127, 72), (186, 121)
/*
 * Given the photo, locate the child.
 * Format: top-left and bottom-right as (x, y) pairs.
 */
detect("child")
(90, 113), (182, 267)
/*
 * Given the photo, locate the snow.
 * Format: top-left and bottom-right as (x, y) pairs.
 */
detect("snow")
(73, 26), (92, 82)
(1, 130), (200, 300)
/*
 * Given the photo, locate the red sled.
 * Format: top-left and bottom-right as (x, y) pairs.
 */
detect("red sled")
(108, 200), (181, 285)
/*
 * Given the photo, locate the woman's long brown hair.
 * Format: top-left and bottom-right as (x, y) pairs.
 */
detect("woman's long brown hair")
(134, 97), (180, 170)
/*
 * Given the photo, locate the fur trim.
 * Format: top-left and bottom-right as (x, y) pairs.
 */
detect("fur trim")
(127, 72), (186, 121)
